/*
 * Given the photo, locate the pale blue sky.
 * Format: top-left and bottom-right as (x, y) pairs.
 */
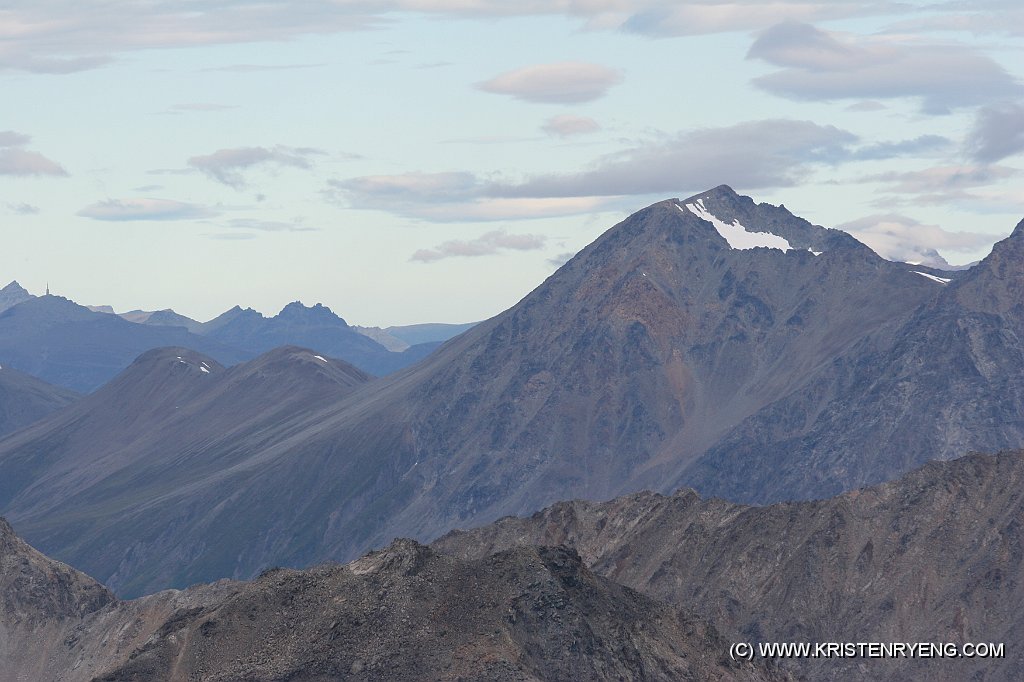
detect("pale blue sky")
(2, 1), (1022, 324)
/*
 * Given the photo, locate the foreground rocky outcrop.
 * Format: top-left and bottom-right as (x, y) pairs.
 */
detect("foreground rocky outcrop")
(0, 520), (777, 681)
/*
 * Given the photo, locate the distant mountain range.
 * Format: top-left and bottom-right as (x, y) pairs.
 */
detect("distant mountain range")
(1, 185), (1020, 601)
(0, 292), (471, 392)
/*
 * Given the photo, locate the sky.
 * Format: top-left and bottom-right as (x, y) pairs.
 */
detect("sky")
(2, 1), (1022, 326)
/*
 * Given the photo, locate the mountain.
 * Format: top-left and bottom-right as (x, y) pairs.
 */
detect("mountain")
(355, 321), (478, 351)
(0, 519), (776, 682)
(0, 517), (117, 681)
(435, 449), (1024, 681)
(0, 295), (251, 392)
(0, 295), (442, 393)
(199, 301), (428, 376)
(680, 215), (1024, 502)
(2, 186), (1021, 597)
(113, 307), (204, 333)
(0, 281), (33, 313)
(0, 345), (371, 596)
(0, 364), (78, 438)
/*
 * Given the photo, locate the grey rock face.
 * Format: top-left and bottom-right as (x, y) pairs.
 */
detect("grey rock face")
(435, 450), (1024, 682)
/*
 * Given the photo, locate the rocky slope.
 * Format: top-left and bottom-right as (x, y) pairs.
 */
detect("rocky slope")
(0, 519), (777, 682)
(435, 450), (1024, 681)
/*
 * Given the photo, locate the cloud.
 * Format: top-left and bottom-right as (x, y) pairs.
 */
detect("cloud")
(966, 102), (1024, 163)
(886, 6), (1024, 37)
(332, 119), (862, 220)
(411, 229), (546, 262)
(5, 202), (39, 215)
(223, 218), (317, 232)
(0, 131), (68, 176)
(838, 213), (996, 266)
(327, 172), (612, 221)
(850, 135), (950, 160)
(0, 3), (377, 74)
(77, 198), (217, 221)
(542, 115), (601, 137)
(547, 251), (577, 267)
(0, 131), (31, 147)
(477, 62), (623, 104)
(845, 100), (887, 112)
(620, 2), (889, 37)
(188, 146), (323, 188)
(861, 164), (1018, 196)
(747, 21), (1023, 113)
(489, 119), (858, 198)
(201, 63), (325, 73)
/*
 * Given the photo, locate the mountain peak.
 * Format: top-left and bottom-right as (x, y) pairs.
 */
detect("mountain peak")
(0, 280), (35, 314)
(1011, 217), (1024, 239)
(276, 301), (348, 326)
(128, 347), (223, 377)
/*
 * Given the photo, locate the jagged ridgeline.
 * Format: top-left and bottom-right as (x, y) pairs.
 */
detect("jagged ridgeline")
(3, 451), (1021, 680)
(0, 518), (777, 682)
(1, 186), (1022, 599)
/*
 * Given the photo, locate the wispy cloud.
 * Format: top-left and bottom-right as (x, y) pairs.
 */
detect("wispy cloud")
(0, 130), (68, 176)
(331, 119), (865, 221)
(188, 146), (324, 188)
(547, 251), (577, 267)
(966, 101), (1024, 163)
(489, 119), (859, 198)
(77, 198), (217, 221)
(222, 218), (317, 232)
(3, 1), (1008, 81)
(411, 229), (546, 262)
(862, 164), (1017, 196)
(850, 135), (951, 161)
(327, 172), (611, 221)
(838, 213), (995, 266)
(5, 202), (39, 215)
(542, 115), (602, 137)
(0, 3), (376, 74)
(620, 2), (893, 37)
(477, 62), (623, 104)
(200, 63), (325, 73)
(747, 21), (1023, 113)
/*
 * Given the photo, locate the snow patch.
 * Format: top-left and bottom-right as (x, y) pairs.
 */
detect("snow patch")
(313, 355), (327, 362)
(200, 366), (210, 373)
(912, 271), (952, 284)
(808, 248), (823, 256)
(683, 200), (792, 252)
